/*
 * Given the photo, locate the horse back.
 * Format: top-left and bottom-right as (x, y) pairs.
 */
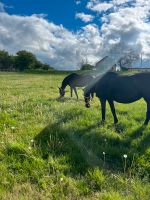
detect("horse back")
(67, 74), (93, 87)
(62, 73), (79, 87)
(132, 73), (150, 98)
(74, 75), (94, 87)
(95, 72), (145, 103)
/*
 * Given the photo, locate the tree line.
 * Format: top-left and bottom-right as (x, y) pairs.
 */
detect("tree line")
(0, 50), (54, 71)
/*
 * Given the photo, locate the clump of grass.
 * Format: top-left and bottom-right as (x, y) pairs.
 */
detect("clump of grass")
(86, 168), (106, 190)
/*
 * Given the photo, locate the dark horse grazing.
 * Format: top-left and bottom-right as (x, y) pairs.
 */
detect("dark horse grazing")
(84, 72), (150, 125)
(59, 73), (94, 99)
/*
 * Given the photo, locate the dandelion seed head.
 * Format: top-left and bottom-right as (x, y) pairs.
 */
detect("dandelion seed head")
(11, 126), (15, 130)
(103, 152), (106, 155)
(123, 154), (127, 158)
(60, 178), (63, 182)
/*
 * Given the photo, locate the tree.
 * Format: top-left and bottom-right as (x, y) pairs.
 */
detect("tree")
(0, 50), (13, 71)
(42, 63), (51, 70)
(33, 61), (54, 71)
(118, 49), (139, 69)
(108, 42), (139, 69)
(81, 63), (94, 70)
(15, 50), (37, 71)
(0, 49), (54, 71)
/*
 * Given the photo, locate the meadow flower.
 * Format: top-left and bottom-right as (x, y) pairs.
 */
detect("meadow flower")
(28, 146), (32, 150)
(123, 154), (127, 173)
(11, 126), (15, 130)
(123, 154), (127, 158)
(111, 173), (117, 178)
(103, 152), (106, 166)
(60, 178), (63, 182)
(31, 139), (34, 143)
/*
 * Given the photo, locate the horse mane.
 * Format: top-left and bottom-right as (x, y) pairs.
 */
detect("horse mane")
(84, 72), (118, 95)
(61, 73), (79, 89)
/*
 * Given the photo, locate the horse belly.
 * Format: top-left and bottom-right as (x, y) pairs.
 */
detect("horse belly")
(113, 88), (141, 103)
(73, 78), (90, 87)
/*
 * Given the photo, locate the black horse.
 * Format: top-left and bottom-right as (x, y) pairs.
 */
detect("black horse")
(59, 73), (94, 99)
(84, 72), (150, 125)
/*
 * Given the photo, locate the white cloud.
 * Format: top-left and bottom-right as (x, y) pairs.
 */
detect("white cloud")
(101, 5), (150, 60)
(85, 0), (150, 67)
(32, 14), (48, 18)
(87, 1), (113, 12)
(112, 0), (132, 6)
(1, 0), (150, 69)
(0, 12), (103, 70)
(75, 12), (94, 22)
(75, 0), (81, 5)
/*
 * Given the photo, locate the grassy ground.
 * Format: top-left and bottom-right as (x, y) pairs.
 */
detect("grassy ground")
(0, 71), (150, 200)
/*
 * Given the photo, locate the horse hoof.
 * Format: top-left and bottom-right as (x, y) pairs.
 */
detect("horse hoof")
(101, 120), (105, 125)
(114, 119), (118, 124)
(144, 122), (148, 126)
(144, 119), (149, 126)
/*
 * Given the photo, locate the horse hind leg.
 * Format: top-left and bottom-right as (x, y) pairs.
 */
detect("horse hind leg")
(108, 100), (118, 124)
(73, 87), (78, 99)
(100, 99), (106, 123)
(70, 87), (73, 97)
(144, 101), (150, 125)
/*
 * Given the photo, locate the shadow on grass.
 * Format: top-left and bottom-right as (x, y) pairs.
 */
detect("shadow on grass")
(48, 97), (83, 103)
(33, 107), (150, 176)
(127, 125), (145, 141)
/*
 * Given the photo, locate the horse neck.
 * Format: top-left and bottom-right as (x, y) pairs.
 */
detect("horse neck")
(90, 85), (95, 93)
(85, 84), (95, 96)
(61, 79), (68, 90)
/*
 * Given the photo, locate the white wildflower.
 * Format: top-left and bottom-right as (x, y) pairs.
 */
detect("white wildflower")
(103, 152), (106, 155)
(123, 154), (127, 158)
(60, 178), (63, 182)
(11, 126), (15, 130)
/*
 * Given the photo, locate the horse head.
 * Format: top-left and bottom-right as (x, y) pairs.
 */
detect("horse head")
(58, 87), (65, 97)
(84, 88), (92, 108)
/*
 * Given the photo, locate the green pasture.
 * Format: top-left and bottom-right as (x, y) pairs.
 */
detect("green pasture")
(0, 71), (150, 200)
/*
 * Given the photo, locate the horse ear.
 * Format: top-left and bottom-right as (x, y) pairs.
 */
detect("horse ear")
(91, 93), (94, 99)
(82, 87), (85, 92)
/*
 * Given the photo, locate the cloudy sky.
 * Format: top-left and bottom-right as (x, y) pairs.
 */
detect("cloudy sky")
(0, 0), (150, 69)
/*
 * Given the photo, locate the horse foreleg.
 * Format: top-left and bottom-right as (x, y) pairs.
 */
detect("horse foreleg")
(144, 101), (150, 125)
(70, 87), (73, 97)
(100, 99), (106, 123)
(73, 87), (78, 99)
(108, 100), (118, 124)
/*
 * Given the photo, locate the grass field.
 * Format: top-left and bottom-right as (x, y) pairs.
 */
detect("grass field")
(0, 71), (150, 200)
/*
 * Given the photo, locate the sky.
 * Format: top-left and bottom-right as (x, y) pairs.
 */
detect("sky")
(0, 0), (150, 69)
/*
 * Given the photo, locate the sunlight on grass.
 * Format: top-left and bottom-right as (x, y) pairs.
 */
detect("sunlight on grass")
(0, 71), (150, 199)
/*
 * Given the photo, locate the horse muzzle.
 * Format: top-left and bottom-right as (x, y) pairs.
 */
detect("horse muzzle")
(85, 103), (90, 108)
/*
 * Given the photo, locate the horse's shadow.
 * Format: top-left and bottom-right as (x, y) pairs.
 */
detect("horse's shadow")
(34, 110), (150, 176)
(127, 125), (150, 155)
(48, 97), (83, 102)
